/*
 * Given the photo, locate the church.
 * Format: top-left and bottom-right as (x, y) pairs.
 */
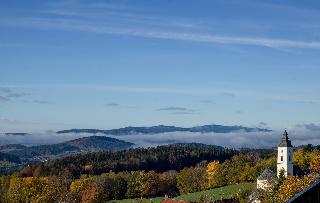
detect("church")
(256, 130), (304, 190)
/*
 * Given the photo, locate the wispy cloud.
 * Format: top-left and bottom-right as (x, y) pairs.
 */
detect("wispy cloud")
(6, 92), (29, 98)
(296, 123), (320, 132)
(219, 92), (236, 98)
(105, 102), (136, 109)
(22, 99), (53, 105)
(0, 96), (10, 102)
(235, 110), (243, 115)
(106, 103), (120, 107)
(0, 88), (28, 102)
(200, 100), (214, 104)
(2, 12), (320, 49)
(157, 107), (190, 111)
(157, 107), (198, 115)
(32, 100), (52, 104)
(0, 87), (12, 93)
(259, 122), (268, 126)
(1, 84), (319, 105)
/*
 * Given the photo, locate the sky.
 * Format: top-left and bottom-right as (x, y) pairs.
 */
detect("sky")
(1, 0), (320, 133)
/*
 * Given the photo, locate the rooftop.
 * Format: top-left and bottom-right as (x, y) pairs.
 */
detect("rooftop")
(278, 130), (293, 147)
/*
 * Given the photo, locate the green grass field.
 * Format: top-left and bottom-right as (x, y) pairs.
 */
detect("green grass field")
(110, 182), (254, 203)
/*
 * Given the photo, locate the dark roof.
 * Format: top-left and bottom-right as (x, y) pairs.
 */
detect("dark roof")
(257, 167), (277, 181)
(258, 165), (305, 180)
(278, 130), (293, 147)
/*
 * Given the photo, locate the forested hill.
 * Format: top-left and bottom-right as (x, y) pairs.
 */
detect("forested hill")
(4, 136), (134, 160)
(16, 144), (237, 178)
(56, 124), (271, 135)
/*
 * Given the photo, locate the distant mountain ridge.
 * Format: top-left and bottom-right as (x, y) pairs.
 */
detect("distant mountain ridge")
(56, 124), (271, 135)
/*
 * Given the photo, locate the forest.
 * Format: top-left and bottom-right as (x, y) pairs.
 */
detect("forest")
(0, 144), (319, 203)
(15, 144), (238, 178)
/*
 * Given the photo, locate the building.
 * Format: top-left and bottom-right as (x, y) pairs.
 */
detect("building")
(277, 130), (293, 177)
(256, 130), (304, 190)
(256, 167), (277, 191)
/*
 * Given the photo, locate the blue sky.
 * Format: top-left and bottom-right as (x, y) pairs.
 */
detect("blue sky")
(1, 0), (320, 132)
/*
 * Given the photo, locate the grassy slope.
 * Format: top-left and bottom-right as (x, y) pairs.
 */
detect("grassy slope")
(110, 182), (254, 203)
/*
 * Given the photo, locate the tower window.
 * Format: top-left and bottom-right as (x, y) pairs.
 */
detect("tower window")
(289, 156), (291, 161)
(281, 156), (283, 161)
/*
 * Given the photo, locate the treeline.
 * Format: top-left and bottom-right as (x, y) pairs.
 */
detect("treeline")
(0, 152), (21, 164)
(16, 144), (238, 178)
(0, 151), (274, 203)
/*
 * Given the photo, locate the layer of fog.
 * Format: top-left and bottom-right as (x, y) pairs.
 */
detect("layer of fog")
(0, 124), (320, 148)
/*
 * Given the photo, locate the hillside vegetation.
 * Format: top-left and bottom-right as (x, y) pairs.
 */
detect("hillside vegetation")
(1, 144), (319, 202)
(16, 144), (237, 177)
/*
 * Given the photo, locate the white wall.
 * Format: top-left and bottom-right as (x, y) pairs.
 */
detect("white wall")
(257, 179), (273, 191)
(277, 146), (293, 177)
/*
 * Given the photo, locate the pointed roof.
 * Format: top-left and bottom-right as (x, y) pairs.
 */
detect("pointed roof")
(278, 130), (293, 147)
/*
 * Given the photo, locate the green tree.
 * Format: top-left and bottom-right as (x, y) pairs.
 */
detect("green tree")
(278, 169), (286, 185)
(177, 166), (207, 194)
(126, 171), (147, 198)
(112, 175), (127, 200)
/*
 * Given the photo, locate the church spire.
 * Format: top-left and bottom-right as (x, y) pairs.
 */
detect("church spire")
(278, 130), (293, 147)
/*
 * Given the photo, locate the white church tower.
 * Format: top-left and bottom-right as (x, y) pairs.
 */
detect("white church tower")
(277, 130), (293, 177)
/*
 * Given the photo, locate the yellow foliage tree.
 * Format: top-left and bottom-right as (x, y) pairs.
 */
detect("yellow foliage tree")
(276, 175), (316, 203)
(206, 161), (221, 189)
(309, 151), (320, 172)
(6, 176), (49, 203)
(70, 177), (94, 194)
(293, 149), (309, 170)
(83, 164), (93, 174)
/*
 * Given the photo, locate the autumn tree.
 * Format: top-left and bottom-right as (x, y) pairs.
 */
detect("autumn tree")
(6, 176), (24, 202)
(0, 175), (10, 202)
(177, 166), (207, 194)
(309, 150), (320, 173)
(293, 149), (310, 170)
(206, 160), (221, 189)
(6, 176), (48, 203)
(70, 176), (94, 202)
(42, 176), (69, 203)
(158, 170), (178, 196)
(142, 171), (160, 197)
(81, 188), (96, 203)
(276, 175), (316, 202)
(126, 171), (147, 198)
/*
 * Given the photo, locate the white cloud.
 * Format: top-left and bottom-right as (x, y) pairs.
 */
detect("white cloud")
(1, 124), (319, 148)
(1, 14), (320, 49)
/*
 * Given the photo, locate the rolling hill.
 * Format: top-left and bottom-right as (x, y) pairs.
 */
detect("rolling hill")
(5, 136), (134, 159)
